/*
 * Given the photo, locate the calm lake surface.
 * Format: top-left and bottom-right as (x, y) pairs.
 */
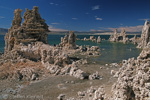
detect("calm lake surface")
(0, 34), (141, 64)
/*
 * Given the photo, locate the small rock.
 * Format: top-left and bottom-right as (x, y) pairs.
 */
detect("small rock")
(57, 94), (65, 100)
(78, 91), (85, 97)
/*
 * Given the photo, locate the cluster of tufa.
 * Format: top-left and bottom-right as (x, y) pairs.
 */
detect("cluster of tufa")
(67, 86), (106, 100)
(82, 35), (101, 43)
(137, 20), (150, 48)
(111, 47), (150, 100)
(60, 31), (76, 49)
(1, 7), (91, 81)
(5, 6), (49, 54)
(110, 23), (150, 99)
(109, 29), (129, 44)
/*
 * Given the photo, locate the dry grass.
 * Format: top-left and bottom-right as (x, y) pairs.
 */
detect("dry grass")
(0, 60), (47, 80)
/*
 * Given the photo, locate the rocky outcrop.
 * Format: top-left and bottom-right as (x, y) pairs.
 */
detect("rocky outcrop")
(68, 47), (150, 100)
(109, 29), (118, 42)
(82, 36), (101, 43)
(90, 36), (96, 42)
(111, 48), (150, 100)
(97, 36), (101, 43)
(11, 9), (23, 29)
(67, 86), (106, 100)
(109, 29), (129, 43)
(2, 7), (90, 81)
(80, 46), (100, 56)
(68, 31), (76, 49)
(60, 31), (76, 49)
(60, 33), (68, 47)
(5, 6), (48, 54)
(137, 20), (150, 48)
(130, 35), (137, 44)
(84, 37), (87, 41)
(89, 71), (102, 80)
(121, 29), (128, 43)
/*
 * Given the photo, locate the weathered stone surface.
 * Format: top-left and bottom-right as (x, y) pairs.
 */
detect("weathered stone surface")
(109, 29), (129, 43)
(57, 94), (65, 100)
(97, 36), (101, 43)
(89, 71), (102, 80)
(12, 9), (23, 29)
(83, 37), (87, 41)
(90, 36), (96, 42)
(137, 20), (150, 48)
(79, 45), (100, 56)
(109, 29), (118, 42)
(5, 6), (49, 54)
(2, 7), (91, 81)
(67, 86), (106, 100)
(60, 33), (68, 47)
(68, 31), (76, 49)
(111, 48), (150, 100)
(60, 31), (76, 49)
(130, 35), (137, 44)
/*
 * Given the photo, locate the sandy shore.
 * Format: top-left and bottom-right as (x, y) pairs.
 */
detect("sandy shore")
(0, 60), (120, 100)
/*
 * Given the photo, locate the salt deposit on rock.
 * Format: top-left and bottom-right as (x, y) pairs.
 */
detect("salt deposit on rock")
(60, 31), (76, 49)
(57, 94), (65, 100)
(109, 29), (118, 42)
(130, 35), (137, 44)
(90, 36), (96, 42)
(137, 20), (150, 48)
(67, 86), (106, 100)
(5, 6), (48, 54)
(111, 48), (150, 100)
(1, 7), (91, 81)
(109, 29), (129, 43)
(89, 71), (102, 80)
(97, 36), (101, 43)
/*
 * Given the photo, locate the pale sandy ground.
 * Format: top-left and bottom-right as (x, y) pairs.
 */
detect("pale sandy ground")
(0, 53), (120, 100)
(0, 63), (119, 100)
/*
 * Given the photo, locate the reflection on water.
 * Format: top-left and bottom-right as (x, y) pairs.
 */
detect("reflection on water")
(0, 34), (141, 64)
(77, 40), (141, 64)
(0, 35), (5, 52)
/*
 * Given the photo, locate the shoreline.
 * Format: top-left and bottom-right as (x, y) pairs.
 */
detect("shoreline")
(47, 33), (141, 35)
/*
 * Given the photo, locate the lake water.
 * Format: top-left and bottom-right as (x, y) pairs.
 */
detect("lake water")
(0, 34), (141, 64)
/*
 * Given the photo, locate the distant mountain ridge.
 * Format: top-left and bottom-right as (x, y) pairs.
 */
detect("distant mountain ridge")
(48, 30), (141, 35)
(0, 28), (8, 35)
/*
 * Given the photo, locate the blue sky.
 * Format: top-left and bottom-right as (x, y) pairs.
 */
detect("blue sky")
(0, 0), (150, 32)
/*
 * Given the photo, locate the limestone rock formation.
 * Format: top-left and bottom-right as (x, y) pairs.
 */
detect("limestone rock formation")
(97, 36), (101, 43)
(90, 36), (96, 42)
(130, 35), (137, 44)
(80, 45), (100, 56)
(89, 71), (102, 80)
(111, 48), (150, 100)
(68, 31), (76, 49)
(68, 86), (106, 100)
(109, 29), (118, 42)
(121, 29), (129, 43)
(137, 20), (150, 48)
(109, 29), (129, 43)
(90, 36), (95, 40)
(5, 6), (49, 54)
(84, 37), (87, 41)
(60, 33), (68, 47)
(12, 9), (23, 29)
(60, 31), (76, 49)
(3, 7), (99, 80)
